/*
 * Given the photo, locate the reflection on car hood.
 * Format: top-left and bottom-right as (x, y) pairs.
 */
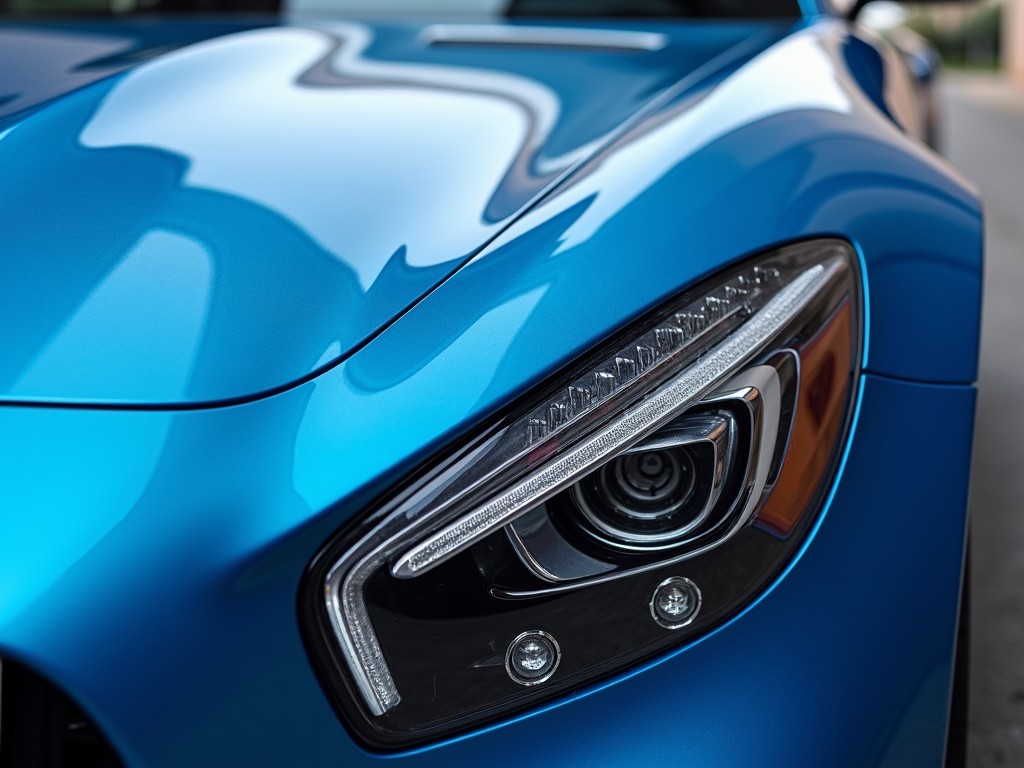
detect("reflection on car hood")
(0, 17), (785, 406)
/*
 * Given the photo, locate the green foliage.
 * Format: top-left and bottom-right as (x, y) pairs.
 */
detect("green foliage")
(904, 3), (1002, 69)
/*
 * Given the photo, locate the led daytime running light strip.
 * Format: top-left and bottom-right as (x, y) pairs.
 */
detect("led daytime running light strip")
(517, 271), (765, 450)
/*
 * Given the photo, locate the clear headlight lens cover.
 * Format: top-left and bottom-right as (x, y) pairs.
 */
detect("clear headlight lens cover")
(302, 239), (861, 749)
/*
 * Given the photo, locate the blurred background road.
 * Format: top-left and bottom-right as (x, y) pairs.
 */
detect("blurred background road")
(942, 73), (1024, 767)
(940, 73), (1024, 767)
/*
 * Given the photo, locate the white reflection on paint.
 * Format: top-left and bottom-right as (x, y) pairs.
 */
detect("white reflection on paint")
(542, 32), (853, 255)
(80, 27), (532, 289)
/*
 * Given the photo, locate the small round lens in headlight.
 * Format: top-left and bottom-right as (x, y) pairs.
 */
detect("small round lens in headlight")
(650, 577), (701, 629)
(505, 631), (560, 686)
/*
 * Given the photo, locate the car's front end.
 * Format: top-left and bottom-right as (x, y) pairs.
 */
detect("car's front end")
(0, 3), (981, 766)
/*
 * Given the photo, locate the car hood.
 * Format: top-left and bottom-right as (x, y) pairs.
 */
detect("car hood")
(0, 17), (787, 406)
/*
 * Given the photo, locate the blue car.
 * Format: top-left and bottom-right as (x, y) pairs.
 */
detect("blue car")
(0, 0), (981, 766)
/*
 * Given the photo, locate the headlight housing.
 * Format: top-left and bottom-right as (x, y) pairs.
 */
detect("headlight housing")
(302, 239), (861, 749)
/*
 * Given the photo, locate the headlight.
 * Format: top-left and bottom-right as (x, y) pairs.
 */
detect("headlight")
(302, 239), (860, 749)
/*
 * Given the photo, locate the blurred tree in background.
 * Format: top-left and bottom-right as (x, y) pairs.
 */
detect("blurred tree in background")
(904, 1), (1002, 69)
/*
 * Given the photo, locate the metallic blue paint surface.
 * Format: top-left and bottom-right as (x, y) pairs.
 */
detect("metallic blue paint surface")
(0, 18), (786, 405)
(0, 8), (981, 768)
(0, 14), (981, 406)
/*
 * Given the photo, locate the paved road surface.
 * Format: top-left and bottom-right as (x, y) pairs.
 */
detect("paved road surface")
(941, 74), (1024, 768)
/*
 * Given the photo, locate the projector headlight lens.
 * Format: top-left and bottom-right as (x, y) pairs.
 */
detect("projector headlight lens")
(572, 447), (704, 543)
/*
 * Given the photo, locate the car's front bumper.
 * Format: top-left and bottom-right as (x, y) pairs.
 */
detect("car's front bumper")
(0, 370), (973, 767)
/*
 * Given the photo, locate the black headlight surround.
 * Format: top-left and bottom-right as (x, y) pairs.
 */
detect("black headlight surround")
(299, 238), (862, 751)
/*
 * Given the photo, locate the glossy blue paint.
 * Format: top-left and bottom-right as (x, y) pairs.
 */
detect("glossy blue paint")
(1, 14), (981, 408)
(0, 18), (788, 405)
(401, 21), (981, 390)
(0, 9), (982, 768)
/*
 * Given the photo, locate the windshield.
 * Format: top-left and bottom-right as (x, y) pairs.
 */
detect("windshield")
(0, 0), (801, 18)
